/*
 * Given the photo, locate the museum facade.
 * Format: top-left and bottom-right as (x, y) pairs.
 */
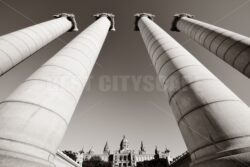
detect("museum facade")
(76, 136), (172, 167)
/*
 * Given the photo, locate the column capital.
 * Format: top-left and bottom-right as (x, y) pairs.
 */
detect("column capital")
(53, 13), (78, 32)
(134, 13), (155, 31)
(94, 13), (115, 31)
(170, 13), (194, 32)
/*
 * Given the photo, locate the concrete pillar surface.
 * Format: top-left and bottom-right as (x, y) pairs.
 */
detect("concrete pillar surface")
(0, 14), (114, 167)
(136, 13), (250, 167)
(171, 13), (250, 78)
(0, 13), (78, 76)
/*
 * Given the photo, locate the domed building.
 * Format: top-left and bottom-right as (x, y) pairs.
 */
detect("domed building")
(76, 136), (171, 167)
(119, 135), (129, 152)
(113, 135), (137, 167)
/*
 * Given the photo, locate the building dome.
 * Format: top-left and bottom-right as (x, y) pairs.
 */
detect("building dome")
(120, 135), (129, 151)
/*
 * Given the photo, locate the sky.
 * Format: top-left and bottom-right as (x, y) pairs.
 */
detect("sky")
(0, 0), (250, 157)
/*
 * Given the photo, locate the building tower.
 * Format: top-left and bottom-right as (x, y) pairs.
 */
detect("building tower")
(139, 141), (146, 155)
(0, 13), (77, 76)
(154, 146), (160, 159)
(163, 147), (170, 156)
(171, 13), (250, 78)
(85, 147), (95, 160)
(104, 141), (111, 154)
(76, 147), (85, 165)
(135, 13), (250, 167)
(88, 147), (95, 155)
(0, 13), (115, 167)
(79, 147), (85, 154)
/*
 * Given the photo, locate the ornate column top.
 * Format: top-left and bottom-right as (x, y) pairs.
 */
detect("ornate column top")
(170, 13), (194, 32)
(134, 13), (155, 31)
(53, 13), (78, 32)
(94, 13), (115, 31)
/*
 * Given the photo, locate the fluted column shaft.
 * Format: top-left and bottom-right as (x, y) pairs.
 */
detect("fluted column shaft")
(137, 15), (250, 167)
(171, 14), (250, 78)
(0, 16), (112, 167)
(0, 13), (77, 76)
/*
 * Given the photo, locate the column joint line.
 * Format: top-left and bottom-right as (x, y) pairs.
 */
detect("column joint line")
(41, 64), (84, 87)
(177, 99), (241, 125)
(232, 46), (250, 67)
(162, 65), (201, 86)
(155, 50), (185, 74)
(154, 48), (184, 67)
(8, 34), (32, 54)
(0, 48), (14, 66)
(0, 137), (56, 158)
(0, 100), (68, 125)
(19, 30), (39, 49)
(64, 46), (92, 60)
(190, 135), (250, 155)
(202, 29), (219, 46)
(222, 40), (243, 61)
(0, 38), (24, 59)
(189, 24), (202, 38)
(243, 62), (250, 75)
(208, 32), (223, 50)
(168, 78), (218, 104)
(55, 54), (90, 74)
(24, 78), (78, 103)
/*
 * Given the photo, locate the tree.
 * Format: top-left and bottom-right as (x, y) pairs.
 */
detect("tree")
(82, 156), (112, 167)
(62, 150), (77, 161)
(137, 158), (170, 167)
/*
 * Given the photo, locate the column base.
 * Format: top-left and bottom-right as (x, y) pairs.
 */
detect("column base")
(191, 150), (250, 167)
(0, 150), (53, 167)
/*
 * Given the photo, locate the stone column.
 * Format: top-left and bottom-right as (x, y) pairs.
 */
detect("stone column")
(0, 13), (78, 76)
(135, 13), (250, 167)
(0, 13), (114, 167)
(171, 13), (250, 78)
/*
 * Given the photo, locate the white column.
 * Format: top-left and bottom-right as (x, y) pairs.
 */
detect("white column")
(0, 13), (114, 167)
(135, 13), (250, 167)
(0, 13), (78, 76)
(171, 13), (250, 78)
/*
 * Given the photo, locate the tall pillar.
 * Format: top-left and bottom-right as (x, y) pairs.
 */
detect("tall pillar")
(135, 13), (250, 167)
(0, 13), (78, 76)
(0, 13), (114, 167)
(171, 13), (250, 78)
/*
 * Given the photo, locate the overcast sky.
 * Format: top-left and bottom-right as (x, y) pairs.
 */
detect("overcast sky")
(0, 0), (250, 157)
